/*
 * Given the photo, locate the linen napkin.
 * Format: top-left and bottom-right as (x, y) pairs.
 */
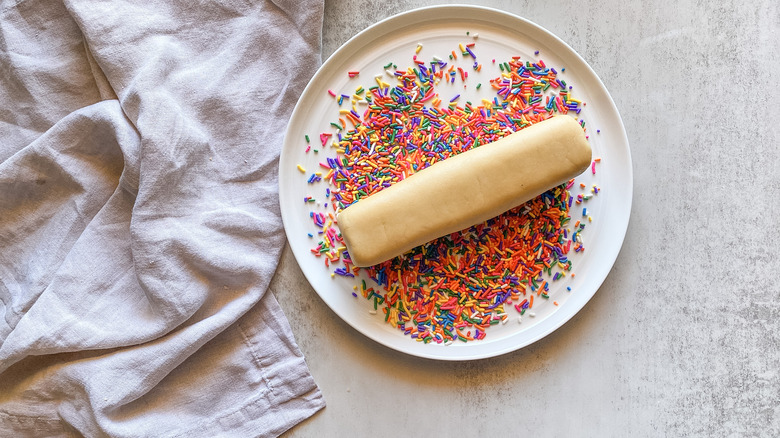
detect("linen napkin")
(0, 0), (325, 436)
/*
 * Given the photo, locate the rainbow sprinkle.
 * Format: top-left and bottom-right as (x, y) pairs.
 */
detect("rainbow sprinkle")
(303, 39), (597, 344)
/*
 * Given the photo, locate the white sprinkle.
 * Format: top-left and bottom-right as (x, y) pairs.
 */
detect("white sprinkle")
(528, 312), (536, 317)
(517, 316), (522, 324)
(369, 310), (377, 315)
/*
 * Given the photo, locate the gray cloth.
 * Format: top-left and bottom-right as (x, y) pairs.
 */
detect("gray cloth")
(0, 0), (325, 436)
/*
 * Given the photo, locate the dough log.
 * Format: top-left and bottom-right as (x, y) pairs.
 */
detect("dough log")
(337, 115), (592, 267)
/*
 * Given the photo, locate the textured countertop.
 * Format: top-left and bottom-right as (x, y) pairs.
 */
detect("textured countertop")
(275, 0), (780, 436)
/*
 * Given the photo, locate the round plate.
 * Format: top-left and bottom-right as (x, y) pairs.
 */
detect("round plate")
(279, 5), (632, 360)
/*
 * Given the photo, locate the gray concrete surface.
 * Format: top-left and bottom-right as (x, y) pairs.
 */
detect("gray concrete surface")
(273, 0), (780, 436)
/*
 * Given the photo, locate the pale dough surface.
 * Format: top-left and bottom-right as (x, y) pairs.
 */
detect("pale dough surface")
(337, 115), (592, 267)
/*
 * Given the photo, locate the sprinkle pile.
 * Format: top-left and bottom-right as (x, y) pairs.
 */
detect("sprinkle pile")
(303, 37), (599, 344)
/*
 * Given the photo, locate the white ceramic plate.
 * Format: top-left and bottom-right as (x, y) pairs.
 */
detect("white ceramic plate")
(279, 5), (632, 360)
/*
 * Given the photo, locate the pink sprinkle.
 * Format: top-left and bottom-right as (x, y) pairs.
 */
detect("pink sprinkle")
(328, 89), (336, 97)
(320, 133), (332, 146)
(591, 161), (596, 174)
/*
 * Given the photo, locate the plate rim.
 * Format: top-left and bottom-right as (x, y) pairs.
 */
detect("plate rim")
(279, 4), (633, 361)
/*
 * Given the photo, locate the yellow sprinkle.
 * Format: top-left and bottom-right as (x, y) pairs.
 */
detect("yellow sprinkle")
(375, 76), (389, 88)
(296, 164), (306, 173)
(416, 43), (423, 54)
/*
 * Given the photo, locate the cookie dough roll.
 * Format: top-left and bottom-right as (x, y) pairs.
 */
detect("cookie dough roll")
(337, 115), (592, 267)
